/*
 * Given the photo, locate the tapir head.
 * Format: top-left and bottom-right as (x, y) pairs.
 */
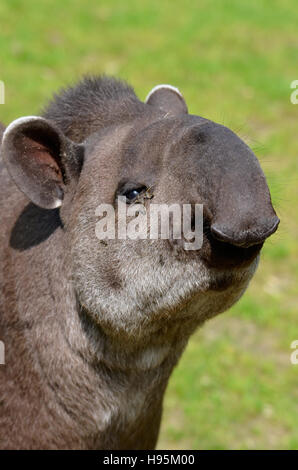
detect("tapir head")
(1, 80), (279, 342)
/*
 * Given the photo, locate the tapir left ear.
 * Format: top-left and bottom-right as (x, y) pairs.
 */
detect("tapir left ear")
(1, 116), (84, 209)
(145, 84), (188, 115)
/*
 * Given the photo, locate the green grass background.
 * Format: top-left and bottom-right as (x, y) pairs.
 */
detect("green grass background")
(0, 0), (297, 450)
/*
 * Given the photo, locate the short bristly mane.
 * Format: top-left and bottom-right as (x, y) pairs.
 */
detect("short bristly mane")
(42, 76), (146, 142)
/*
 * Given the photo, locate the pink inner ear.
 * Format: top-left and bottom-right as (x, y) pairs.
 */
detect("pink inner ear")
(19, 134), (63, 182)
(3, 118), (67, 209)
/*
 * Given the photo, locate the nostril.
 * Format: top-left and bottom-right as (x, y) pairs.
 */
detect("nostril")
(211, 216), (280, 248)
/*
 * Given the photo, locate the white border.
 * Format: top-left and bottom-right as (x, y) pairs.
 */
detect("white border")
(2, 116), (44, 143)
(145, 84), (183, 103)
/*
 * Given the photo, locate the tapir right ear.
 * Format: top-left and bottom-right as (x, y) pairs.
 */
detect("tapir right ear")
(145, 84), (188, 115)
(1, 116), (84, 209)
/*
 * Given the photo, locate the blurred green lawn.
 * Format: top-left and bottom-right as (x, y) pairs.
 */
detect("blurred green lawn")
(0, 0), (297, 450)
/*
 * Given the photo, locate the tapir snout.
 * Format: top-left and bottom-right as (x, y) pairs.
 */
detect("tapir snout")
(178, 120), (279, 251)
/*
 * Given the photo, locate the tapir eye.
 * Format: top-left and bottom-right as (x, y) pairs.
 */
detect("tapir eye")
(125, 189), (141, 201)
(117, 182), (148, 203)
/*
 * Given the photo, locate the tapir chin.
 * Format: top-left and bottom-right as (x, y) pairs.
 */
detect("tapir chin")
(0, 77), (279, 449)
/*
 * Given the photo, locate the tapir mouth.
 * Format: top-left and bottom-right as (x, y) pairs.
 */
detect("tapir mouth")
(201, 234), (263, 269)
(169, 213), (278, 269)
(200, 213), (279, 269)
(169, 225), (263, 269)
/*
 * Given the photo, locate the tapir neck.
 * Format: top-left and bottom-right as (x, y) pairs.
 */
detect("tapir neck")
(0, 219), (182, 449)
(33, 281), (180, 450)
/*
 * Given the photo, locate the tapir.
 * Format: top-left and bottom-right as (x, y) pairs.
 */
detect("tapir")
(0, 77), (279, 449)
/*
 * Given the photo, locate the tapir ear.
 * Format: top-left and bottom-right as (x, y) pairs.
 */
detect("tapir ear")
(145, 84), (188, 115)
(1, 116), (84, 209)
